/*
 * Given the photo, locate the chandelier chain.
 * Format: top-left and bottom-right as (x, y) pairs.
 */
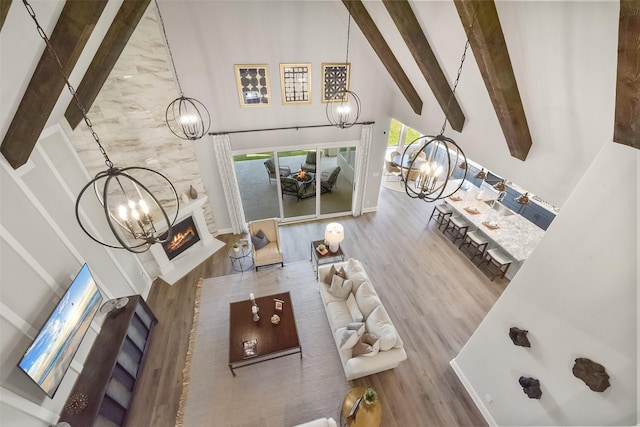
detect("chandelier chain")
(439, 1), (480, 136)
(22, 0), (113, 169)
(439, 39), (470, 136)
(154, 0), (184, 97)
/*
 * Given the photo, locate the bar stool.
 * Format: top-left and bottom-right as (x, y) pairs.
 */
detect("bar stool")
(443, 216), (470, 244)
(459, 230), (489, 262)
(479, 248), (513, 281)
(428, 203), (453, 229)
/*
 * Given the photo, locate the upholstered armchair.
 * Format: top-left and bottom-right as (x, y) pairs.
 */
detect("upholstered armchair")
(264, 158), (291, 183)
(300, 151), (317, 173)
(320, 166), (341, 193)
(249, 218), (284, 271)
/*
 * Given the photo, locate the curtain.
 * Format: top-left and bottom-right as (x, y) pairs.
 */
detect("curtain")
(353, 124), (373, 216)
(213, 134), (247, 234)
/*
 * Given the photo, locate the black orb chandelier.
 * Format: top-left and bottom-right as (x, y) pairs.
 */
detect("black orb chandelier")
(22, 0), (180, 253)
(401, 37), (473, 202)
(155, 0), (211, 140)
(326, 2), (361, 129)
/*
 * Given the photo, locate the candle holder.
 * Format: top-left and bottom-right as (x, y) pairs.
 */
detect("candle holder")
(252, 305), (260, 321)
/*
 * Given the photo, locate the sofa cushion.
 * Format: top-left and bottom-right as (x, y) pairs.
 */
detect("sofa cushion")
(251, 230), (270, 249)
(346, 293), (363, 322)
(352, 333), (380, 357)
(337, 328), (359, 350)
(326, 302), (353, 331)
(344, 259), (368, 292)
(328, 274), (352, 299)
(365, 306), (399, 351)
(354, 281), (381, 319)
(346, 322), (365, 336)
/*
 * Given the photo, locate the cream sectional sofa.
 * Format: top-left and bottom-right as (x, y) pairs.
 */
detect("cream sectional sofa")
(318, 259), (407, 380)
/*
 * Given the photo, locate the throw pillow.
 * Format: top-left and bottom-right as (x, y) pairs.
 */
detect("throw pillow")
(251, 230), (270, 250)
(346, 293), (364, 322)
(344, 259), (368, 292)
(328, 274), (352, 299)
(365, 306), (399, 351)
(323, 264), (347, 285)
(346, 322), (365, 337)
(354, 281), (382, 319)
(338, 328), (358, 350)
(352, 333), (380, 357)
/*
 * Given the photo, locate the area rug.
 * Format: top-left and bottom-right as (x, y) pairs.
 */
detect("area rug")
(180, 262), (349, 427)
(381, 176), (406, 193)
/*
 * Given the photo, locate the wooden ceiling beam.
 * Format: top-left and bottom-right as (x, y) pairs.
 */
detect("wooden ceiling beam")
(0, 0), (11, 32)
(65, 0), (150, 129)
(1, 0), (108, 169)
(454, 0), (532, 161)
(382, 0), (465, 132)
(343, 0), (422, 115)
(613, 0), (640, 149)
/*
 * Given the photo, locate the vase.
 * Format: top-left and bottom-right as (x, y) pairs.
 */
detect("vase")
(189, 185), (198, 199)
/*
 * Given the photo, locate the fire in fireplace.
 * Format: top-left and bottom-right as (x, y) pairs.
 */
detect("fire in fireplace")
(161, 216), (200, 260)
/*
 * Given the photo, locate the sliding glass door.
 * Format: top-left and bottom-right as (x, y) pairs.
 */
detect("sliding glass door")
(319, 147), (354, 215)
(233, 152), (279, 222)
(234, 145), (356, 223)
(278, 149), (315, 220)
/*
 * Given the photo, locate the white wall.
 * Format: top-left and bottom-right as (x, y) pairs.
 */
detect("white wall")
(452, 141), (638, 426)
(0, 126), (154, 426)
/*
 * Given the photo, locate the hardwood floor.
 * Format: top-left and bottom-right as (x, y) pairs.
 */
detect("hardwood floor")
(127, 186), (508, 426)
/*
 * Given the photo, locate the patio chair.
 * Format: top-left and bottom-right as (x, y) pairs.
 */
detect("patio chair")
(249, 218), (284, 271)
(281, 176), (303, 200)
(300, 151), (317, 173)
(320, 166), (341, 193)
(264, 158), (291, 183)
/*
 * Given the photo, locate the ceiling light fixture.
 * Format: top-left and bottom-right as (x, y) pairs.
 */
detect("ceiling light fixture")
(402, 40), (473, 202)
(155, 0), (211, 140)
(21, 0), (180, 253)
(326, 3), (361, 129)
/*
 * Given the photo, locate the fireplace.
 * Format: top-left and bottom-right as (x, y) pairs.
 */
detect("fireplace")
(162, 216), (200, 260)
(148, 196), (224, 285)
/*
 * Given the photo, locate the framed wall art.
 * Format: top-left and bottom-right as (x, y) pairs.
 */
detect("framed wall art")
(234, 64), (271, 107)
(321, 63), (350, 103)
(280, 63), (312, 105)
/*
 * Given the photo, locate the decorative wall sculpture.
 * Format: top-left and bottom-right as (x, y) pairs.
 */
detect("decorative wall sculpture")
(519, 376), (542, 399)
(321, 63), (350, 103)
(234, 64), (271, 107)
(280, 63), (311, 104)
(509, 327), (531, 347)
(572, 358), (611, 392)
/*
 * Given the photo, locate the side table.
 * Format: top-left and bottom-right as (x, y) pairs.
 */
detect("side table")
(229, 245), (253, 272)
(340, 387), (382, 427)
(310, 239), (345, 278)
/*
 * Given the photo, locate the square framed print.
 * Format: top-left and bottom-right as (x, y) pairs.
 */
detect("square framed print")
(234, 64), (271, 107)
(321, 63), (350, 103)
(280, 63), (312, 105)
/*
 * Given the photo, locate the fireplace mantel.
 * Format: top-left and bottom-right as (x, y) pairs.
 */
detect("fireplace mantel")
(148, 196), (224, 284)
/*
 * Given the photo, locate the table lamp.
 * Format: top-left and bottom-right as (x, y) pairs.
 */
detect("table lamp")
(325, 222), (344, 253)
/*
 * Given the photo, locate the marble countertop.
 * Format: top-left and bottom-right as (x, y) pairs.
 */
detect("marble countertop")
(445, 184), (545, 262)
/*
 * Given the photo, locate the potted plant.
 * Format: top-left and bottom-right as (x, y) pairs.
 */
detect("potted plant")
(316, 243), (327, 255)
(363, 388), (378, 405)
(232, 242), (240, 252)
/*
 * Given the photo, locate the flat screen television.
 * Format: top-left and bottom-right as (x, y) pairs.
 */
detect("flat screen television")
(18, 264), (103, 398)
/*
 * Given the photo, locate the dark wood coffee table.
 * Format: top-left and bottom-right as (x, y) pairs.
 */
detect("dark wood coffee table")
(228, 291), (301, 376)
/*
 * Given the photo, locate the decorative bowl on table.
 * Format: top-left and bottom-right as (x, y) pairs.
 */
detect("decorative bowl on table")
(271, 314), (281, 325)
